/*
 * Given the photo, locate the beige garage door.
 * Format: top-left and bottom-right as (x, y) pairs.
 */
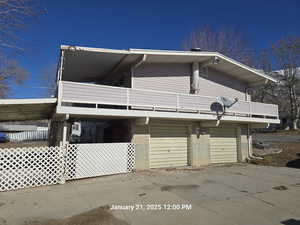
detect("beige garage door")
(210, 128), (237, 163)
(150, 125), (188, 168)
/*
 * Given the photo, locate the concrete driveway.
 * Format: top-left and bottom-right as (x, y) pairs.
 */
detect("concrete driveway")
(0, 164), (300, 225)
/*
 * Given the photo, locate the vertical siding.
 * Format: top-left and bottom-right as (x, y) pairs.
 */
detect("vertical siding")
(132, 63), (191, 94)
(198, 68), (247, 100)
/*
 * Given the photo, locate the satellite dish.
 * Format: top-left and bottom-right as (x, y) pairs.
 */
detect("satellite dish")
(210, 97), (239, 127)
(217, 96), (239, 108)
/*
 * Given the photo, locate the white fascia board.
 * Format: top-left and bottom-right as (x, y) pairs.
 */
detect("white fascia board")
(129, 48), (217, 56)
(60, 45), (129, 55)
(214, 53), (278, 83)
(0, 98), (57, 105)
(56, 106), (280, 124)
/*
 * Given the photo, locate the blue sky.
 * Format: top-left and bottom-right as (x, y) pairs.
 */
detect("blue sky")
(10, 0), (300, 98)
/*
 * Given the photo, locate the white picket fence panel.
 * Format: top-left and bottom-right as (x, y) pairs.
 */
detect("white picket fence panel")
(65, 143), (135, 180)
(0, 143), (135, 191)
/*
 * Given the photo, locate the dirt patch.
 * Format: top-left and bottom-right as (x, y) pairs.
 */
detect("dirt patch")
(23, 206), (129, 225)
(250, 142), (300, 168)
(0, 141), (48, 149)
(161, 184), (199, 192)
(0, 203), (5, 208)
(273, 185), (288, 191)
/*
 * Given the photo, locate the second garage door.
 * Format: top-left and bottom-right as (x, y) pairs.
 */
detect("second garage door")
(150, 125), (188, 168)
(209, 128), (238, 163)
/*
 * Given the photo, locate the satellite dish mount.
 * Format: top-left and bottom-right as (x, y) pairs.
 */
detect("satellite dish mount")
(215, 97), (239, 126)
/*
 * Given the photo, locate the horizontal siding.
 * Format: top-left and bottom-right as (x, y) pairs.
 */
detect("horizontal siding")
(129, 89), (177, 108)
(133, 64), (247, 100)
(61, 82), (127, 105)
(133, 63), (191, 94)
(198, 68), (247, 101)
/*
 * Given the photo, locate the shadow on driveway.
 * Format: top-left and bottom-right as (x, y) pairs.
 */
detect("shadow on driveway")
(286, 153), (300, 169)
(281, 219), (300, 225)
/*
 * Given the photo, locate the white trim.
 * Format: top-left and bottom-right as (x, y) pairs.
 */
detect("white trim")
(60, 45), (129, 55)
(0, 98), (57, 105)
(56, 106), (280, 124)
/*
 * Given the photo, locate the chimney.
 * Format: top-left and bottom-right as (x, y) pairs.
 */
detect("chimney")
(190, 48), (202, 52)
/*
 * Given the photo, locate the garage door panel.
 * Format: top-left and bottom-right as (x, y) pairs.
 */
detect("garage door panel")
(210, 128), (237, 164)
(150, 125), (188, 168)
(150, 153), (187, 158)
(150, 150), (187, 154)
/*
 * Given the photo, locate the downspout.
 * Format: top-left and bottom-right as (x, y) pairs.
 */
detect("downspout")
(247, 123), (263, 160)
(133, 54), (147, 69)
(191, 62), (200, 94)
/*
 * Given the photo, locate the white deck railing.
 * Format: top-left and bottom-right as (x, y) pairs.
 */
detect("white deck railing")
(59, 81), (279, 118)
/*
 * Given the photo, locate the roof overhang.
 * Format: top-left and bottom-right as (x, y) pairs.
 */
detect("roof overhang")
(60, 45), (277, 84)
(0, 98), (57, 121)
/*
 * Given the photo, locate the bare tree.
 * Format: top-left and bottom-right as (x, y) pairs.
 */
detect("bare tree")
(0, 0), (44, 98)
(272, 36), (300, 129)
(0, 0), (43, 49)
(252, 36), (300, 130)
(40, 64), (57, 97)
(182, 26), (254, 65)
(0, 55), (28, 97)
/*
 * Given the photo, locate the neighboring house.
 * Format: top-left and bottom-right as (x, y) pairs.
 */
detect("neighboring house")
(0, 46), (280, 169)
(0, 124), (48, 142)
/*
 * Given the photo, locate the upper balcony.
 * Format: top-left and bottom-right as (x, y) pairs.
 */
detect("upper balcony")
(57, 81), (279, 124)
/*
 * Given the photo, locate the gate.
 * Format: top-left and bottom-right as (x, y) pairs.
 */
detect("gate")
(65, 143), (135, 180)
(0, 143), (135, 192)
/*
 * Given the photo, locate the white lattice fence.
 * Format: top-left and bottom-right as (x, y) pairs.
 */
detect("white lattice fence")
(65, 143), (135, 180)
(0, 143), (135, 191)
(0, 146), (65, 191)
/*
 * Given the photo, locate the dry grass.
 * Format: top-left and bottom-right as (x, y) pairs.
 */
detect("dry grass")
(0, 141), (48, 149)
(250, 142), (300, 168)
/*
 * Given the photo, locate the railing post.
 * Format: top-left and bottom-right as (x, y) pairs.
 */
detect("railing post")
(249, 102), (252, 117)
(176, 94), (179, 111)
(126, 89), (129, 110)
(57, 81), (62, 107)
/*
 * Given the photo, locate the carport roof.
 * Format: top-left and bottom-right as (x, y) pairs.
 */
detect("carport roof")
(0, 98), (57, 121)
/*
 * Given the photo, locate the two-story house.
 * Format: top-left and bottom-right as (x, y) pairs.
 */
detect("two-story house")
(48, 45), (279, 169)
